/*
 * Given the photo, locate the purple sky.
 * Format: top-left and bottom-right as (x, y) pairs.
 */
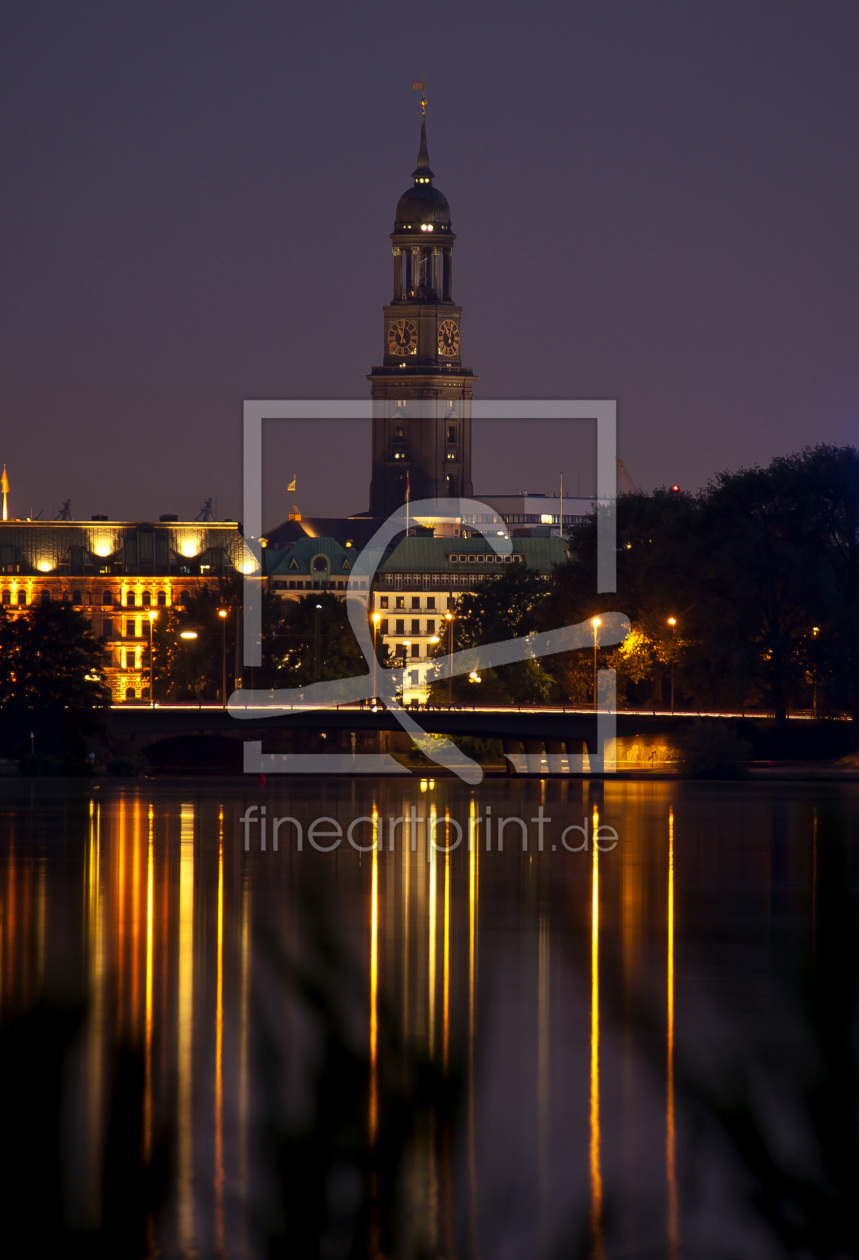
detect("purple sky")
(2, 2), (858, 527)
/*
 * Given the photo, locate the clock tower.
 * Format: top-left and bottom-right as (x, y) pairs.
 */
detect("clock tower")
(368, 101), (476, 520)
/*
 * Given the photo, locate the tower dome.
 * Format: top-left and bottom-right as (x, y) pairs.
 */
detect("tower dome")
(393, 110), (452, 234)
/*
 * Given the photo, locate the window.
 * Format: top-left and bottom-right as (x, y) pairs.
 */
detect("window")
(426, 619), (435, 635)
(427, 596), (436, 610)
(72, 589), (82, 605)
(40, 590), (50, 604)
(125, 687), (136, 701)
(411, 643), (419, 658)
(126, 592), (136, 607)
(395, 619), (404, 635)
(1, 590), (9, 605)
(409, 670), (419, 685)
(157, 591), (167, 607)
(125, 651), (135, 669)
(411, 619), (419, 634)
(126, 619), (136, 637)
(395, 596), (405, 609)
(380, 619), (389, 634)
(411, 596), (420, 609)
(447, 425), (456, 443)
(142, 591), (151, 607)
(103, 619), (114, 638)
(181, 592), (191, 606)
(17, 590), (26, 606)
(380, 596), (389, 609)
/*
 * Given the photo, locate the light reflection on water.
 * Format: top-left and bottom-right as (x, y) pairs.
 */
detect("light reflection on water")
(0, 775), (855, 1258)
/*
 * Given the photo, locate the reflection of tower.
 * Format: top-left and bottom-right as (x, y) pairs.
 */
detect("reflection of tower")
(368, 99), (476, 520)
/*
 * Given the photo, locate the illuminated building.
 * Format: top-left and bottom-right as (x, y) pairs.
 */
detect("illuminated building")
(0, 516), (249, 701)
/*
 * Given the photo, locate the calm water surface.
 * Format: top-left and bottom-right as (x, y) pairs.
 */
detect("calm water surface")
(0, 775), (856, 1258)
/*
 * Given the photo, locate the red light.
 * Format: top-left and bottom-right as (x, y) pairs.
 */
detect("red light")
(670, 484), (680, 493)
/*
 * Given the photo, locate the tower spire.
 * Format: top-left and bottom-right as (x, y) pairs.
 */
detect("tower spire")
(1, 464), (8, 522)
(411, 82), (433, 180)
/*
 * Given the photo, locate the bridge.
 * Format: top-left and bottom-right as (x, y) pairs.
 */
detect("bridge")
(104, 703), (759, 774)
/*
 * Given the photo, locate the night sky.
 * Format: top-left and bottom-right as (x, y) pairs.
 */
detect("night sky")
(3, 2), (858, 527)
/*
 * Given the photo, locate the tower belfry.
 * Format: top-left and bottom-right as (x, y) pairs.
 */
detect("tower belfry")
(368, 98), (476, 520)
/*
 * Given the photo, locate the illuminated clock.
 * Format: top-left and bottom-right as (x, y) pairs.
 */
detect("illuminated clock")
(388, 319), (418, 356)
(438, 319), (460, 357)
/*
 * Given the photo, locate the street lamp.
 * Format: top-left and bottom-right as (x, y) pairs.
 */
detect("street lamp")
(314, 604), (322, 683)
(218, 608), (228, 707)
(667, 617), (677, 713)
(445, 611), (454, 705)
(812, 625), (820, 718)
(372, 612), (381, 702)
(147, 610), (158, 706)
(591, 617), (601, 710)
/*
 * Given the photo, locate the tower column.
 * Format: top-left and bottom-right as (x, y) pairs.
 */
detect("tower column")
(393, 248), (403, 301)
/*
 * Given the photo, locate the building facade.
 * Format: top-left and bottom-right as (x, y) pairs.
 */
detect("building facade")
(369, 536), (568, 701)
(0, 518), (250, 701)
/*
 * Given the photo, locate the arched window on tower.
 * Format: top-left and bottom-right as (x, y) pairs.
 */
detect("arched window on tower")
(446, 474), (457, 497)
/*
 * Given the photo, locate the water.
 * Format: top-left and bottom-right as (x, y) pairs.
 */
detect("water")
(0, 775), (856, 1258)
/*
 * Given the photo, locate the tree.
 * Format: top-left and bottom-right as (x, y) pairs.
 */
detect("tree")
(0, 603), (109, 759)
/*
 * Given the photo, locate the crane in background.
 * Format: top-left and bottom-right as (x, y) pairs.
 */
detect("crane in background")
(616, 457), (638, 495)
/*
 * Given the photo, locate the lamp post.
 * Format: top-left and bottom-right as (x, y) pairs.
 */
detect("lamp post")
(401, 640), (411, 703)
(591, 617), (601, 710)
(667, 617), (677, 713)
(812, 625), (820, 718)
(147, 610), (158, 707)
(372, 612), (381, 702)
(218, 609), (228, 707)
(445, 611), (454, 706)
(314, 604), (322, 683)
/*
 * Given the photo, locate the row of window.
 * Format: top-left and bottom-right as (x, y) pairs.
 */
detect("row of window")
(378, 619), (438, 637)
(0, 588), (185, 607)
(377, 594), (441, 611)
(449, 553), (523, 565)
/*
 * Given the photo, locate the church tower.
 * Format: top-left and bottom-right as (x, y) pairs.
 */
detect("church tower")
(368, 100), (476, 520)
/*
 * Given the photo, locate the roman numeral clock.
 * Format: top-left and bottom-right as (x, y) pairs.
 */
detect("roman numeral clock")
(368, 101), (476, 520)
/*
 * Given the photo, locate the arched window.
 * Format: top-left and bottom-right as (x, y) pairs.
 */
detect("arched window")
(40, 590), (50, 605)
(1, 590), (10, 605)
(125, 687), (136, 701)
(17, 590), (26, 606)
(126, 592), (136, 607)
(445, 474), (457, 496)
(72, 590), (82, 605)
(102, 591), (113, 606)
(180, 591), (191, 607)
(142, 591), (151, 607)
(141, 686), (150, 701)
(157, 591), (167, 607)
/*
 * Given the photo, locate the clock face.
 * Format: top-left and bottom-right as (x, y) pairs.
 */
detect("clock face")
(388, 318), (418, 356)
(438, 319), (460, 357)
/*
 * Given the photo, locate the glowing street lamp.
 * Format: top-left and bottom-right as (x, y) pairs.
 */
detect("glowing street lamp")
(591, 617), (601, 710)
(218, 608), (228, 707)
(179, 630), (198, 639)
(445, 611), (455, 705)
(372, 612), (381, 702)
(667, 617), (677, 713)
(147, 610), (158, 706)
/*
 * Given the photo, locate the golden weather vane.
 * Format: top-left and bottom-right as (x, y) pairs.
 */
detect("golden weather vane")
(412, 80), (426, 115)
